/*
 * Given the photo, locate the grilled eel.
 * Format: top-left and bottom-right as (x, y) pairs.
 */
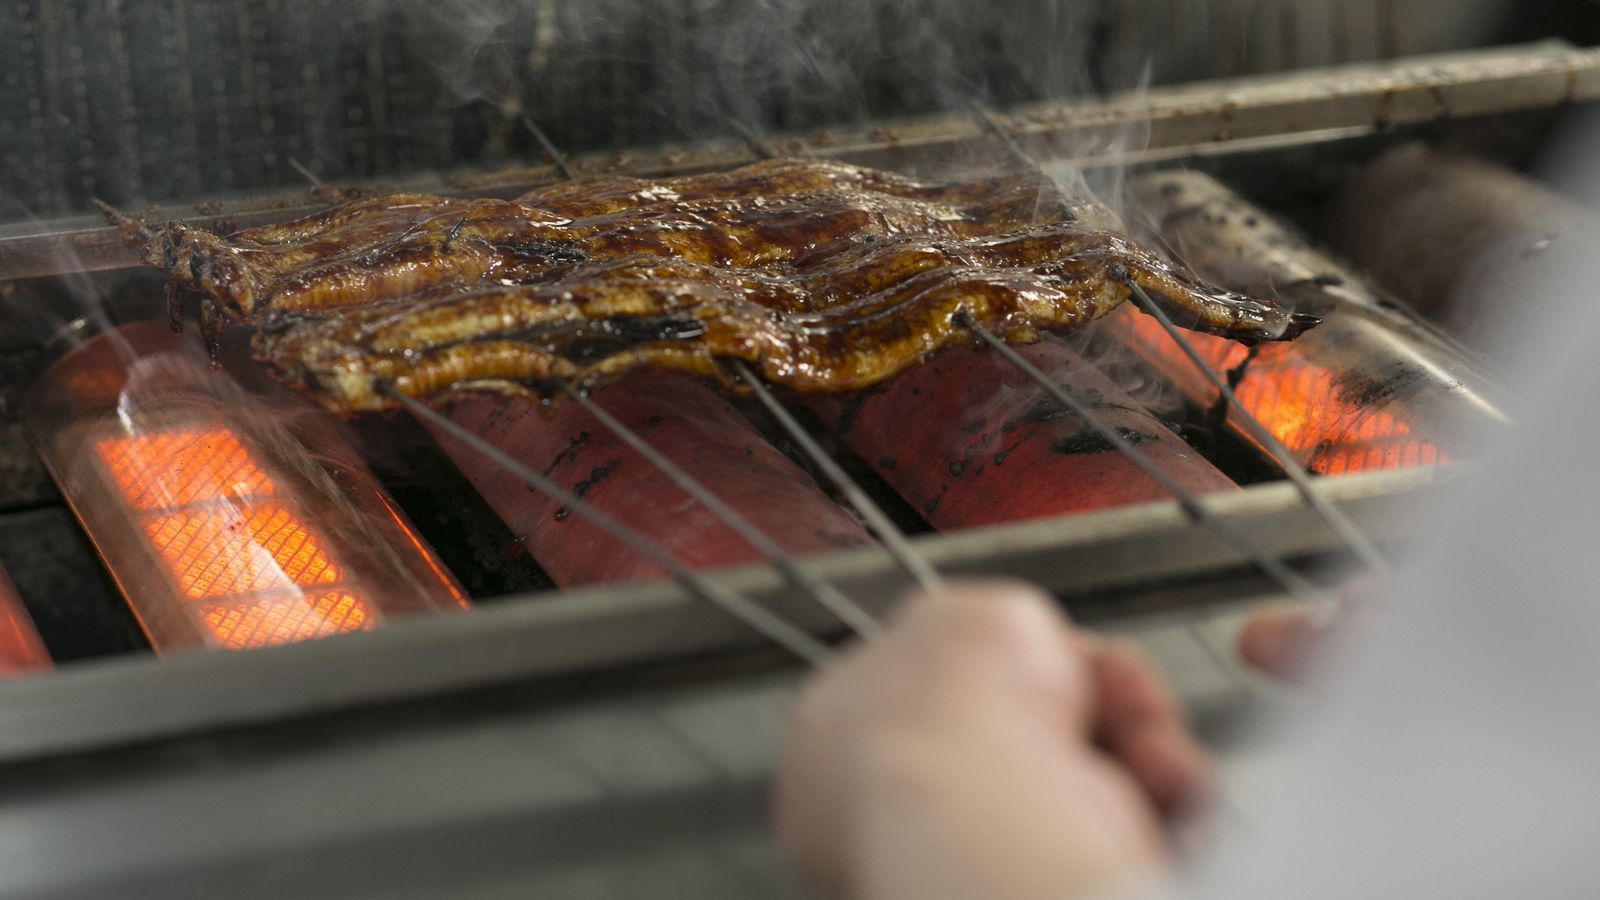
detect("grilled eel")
(112, 158), (1318, 412)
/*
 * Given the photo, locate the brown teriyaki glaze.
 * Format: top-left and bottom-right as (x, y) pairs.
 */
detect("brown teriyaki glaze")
(125, 158), (1318, 412)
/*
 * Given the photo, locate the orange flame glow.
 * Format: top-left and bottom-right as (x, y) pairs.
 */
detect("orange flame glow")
(198, 590), (375, 650)
(1113, 308), (1448, 475)
(97, 429), (276, 511)
(0, 566), (50, 675)
(94, 427), (381, 650)
(142, 504), (344, 599)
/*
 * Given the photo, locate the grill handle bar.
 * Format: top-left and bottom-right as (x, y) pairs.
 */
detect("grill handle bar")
(386, 387), (832, 665)
(560, 381), (881, 638)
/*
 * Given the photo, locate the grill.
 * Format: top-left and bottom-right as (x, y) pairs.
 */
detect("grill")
(0, 5), (1596, 896)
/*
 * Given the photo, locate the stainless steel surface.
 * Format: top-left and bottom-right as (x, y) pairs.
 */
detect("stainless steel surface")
(0, 606), (1277, 900)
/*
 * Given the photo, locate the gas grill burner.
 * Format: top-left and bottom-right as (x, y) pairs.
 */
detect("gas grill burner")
(0, 36), (1591, 693)
(1, 5), (1598, 892)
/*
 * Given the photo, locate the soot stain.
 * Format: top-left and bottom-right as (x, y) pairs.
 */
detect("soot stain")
(540, 430), (591, 478)
(879, 456), (898, 471)
(1052, 427), (1157, 456)
(1007, 394), (1141, 435)
(1334, 362), (1424, 409)
(833, 392), (871, 436)
(553, 458), (622, 520)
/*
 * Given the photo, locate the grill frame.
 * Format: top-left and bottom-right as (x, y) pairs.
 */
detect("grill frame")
(0, 462), (1447, 767)
(0, 39), (1579, 757)
(0, 36), (1590, 900)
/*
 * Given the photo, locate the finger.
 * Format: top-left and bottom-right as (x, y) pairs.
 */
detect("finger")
(1090, 640), (1214, 818)
(1237, 603), (1325, 681)
(892, 580), (1094, 728)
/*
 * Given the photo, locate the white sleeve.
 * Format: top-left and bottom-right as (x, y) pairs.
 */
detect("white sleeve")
(1184, 190), (1600, 899)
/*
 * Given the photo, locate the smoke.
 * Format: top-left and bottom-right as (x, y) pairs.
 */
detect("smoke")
(380, 0), (1145, 157)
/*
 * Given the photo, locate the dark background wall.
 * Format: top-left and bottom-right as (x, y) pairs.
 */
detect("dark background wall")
(0, 0), (1570, 218)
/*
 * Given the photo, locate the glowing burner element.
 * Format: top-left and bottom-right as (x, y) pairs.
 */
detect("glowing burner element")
(0, 565), (51, 677)
(97, 429), (275, 511)
(24, 321), (467, 655)
(92, 427), (377, 648)
(1114, 307), (1450, 475)
(140, 503), (344, 599)
(198, 590), (376, 650)
(1225, 361), (1447, 475)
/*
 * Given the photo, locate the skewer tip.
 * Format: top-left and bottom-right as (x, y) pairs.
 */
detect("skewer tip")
(287, 157), (324, 188)
(91, 197), (154, 244)
(1285, 312), (1324, 339)
(521, 116), (577, 181)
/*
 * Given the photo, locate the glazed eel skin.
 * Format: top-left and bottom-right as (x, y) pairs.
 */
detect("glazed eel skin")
(126, 158), (1318, 412)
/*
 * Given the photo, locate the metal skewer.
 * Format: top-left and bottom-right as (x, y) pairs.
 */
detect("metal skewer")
(530, 119), (876, 635)
(386, 387), (833, 665)
(969, 102), (1036, 169)
(727, 360), (945, 593)
(521, 116), (577, 182)
(729, 119), (782, 161)
(720, 122), (945, 591)
(721, 122), (948, 591)
(91, 198), (154, 243)
(967, 109), (1357, 607)
(512, 121), (878, 632)
(963, 316), (1335, 607)
(559, 381), (881, 637)
(1122, 280), (1390, 578)
(288, 157), (325, 190)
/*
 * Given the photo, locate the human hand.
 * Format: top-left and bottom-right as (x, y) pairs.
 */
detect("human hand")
(775, 580), (1210, 900)
(1237, 602), (1329, 681)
